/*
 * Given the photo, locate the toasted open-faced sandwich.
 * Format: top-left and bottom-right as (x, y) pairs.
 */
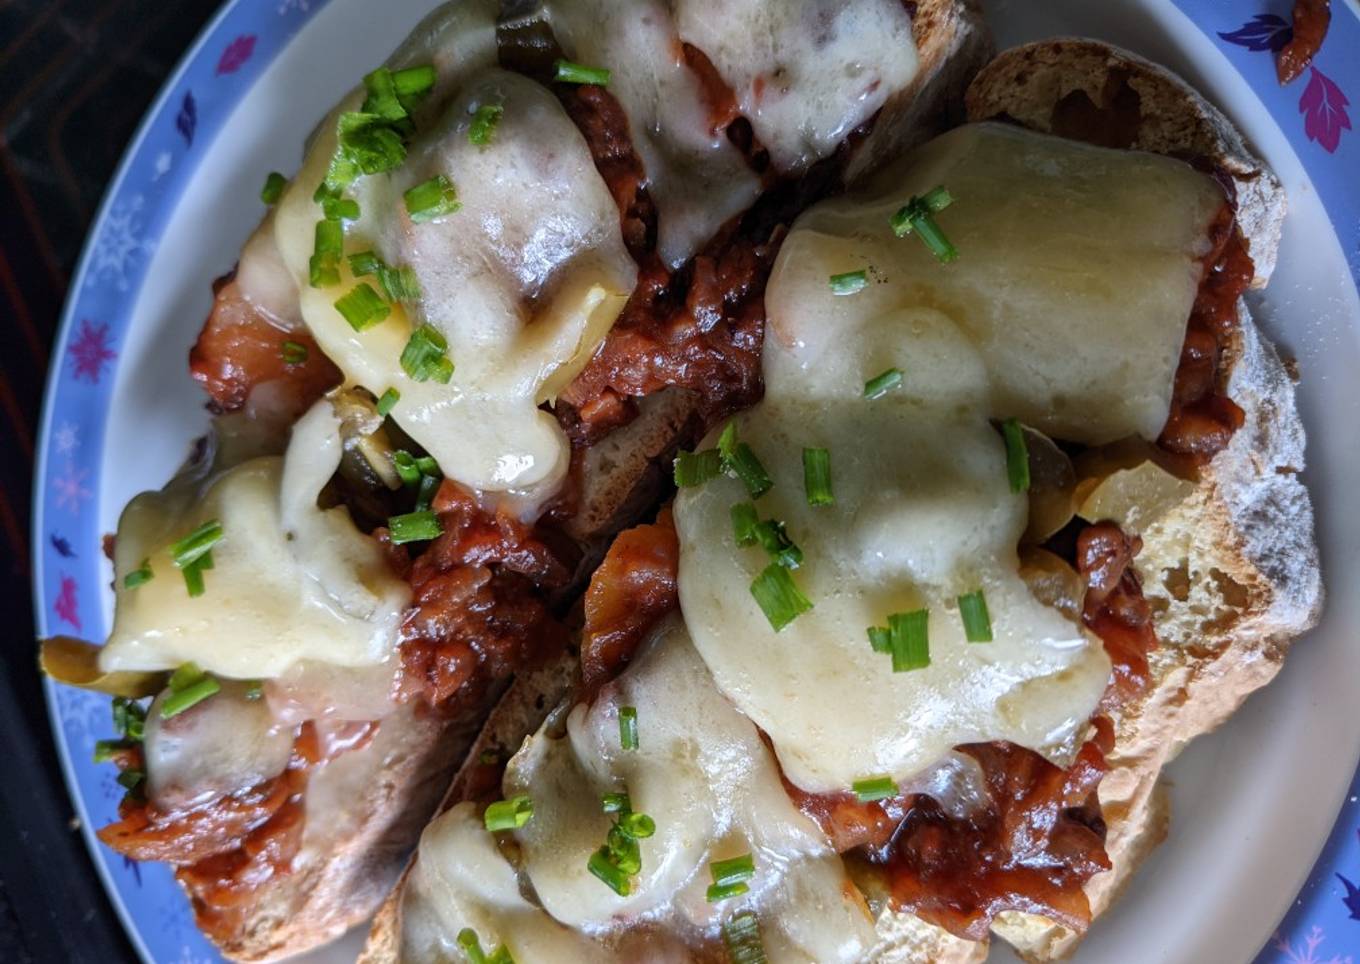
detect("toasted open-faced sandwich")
(39, 0), (1017, 959)
(357, 34), (1322, 964)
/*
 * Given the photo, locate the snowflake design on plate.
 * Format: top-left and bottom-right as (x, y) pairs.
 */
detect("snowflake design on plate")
(53, 460), (92, 512)
(1272, 926), (1355, 964)
(54, 421), (80, 454)
(56, 684), (108, 750)
(84, 195), (155, 293)
(54, 573), (82, 630)
(278, 0), (311, 14)
(68, 320), (117, 384)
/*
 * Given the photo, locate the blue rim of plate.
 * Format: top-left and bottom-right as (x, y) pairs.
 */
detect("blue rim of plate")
(30, 1), (1360, 961)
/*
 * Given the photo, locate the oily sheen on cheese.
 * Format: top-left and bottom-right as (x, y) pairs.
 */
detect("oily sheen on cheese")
(676, 124), (1225, 794)
(403, 617), (874, 962)
(272, 5), (635, 503)
(99, 399), (409, 680)
(546, 0), (761, 268)
(672, 0), (919, 173)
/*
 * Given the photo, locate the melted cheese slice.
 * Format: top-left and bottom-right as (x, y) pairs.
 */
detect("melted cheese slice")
(672, 0), (918, 172)
(546, 0), (761, 267)
(405, 617), (874, 962)
(772, 123), (1227, 443)
(273, 22), (636, 502)
(99, 399), (409, 679)
(674, 124), (1227, 793)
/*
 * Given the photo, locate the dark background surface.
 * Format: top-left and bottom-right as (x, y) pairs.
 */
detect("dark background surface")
(0, 2), (222, 960)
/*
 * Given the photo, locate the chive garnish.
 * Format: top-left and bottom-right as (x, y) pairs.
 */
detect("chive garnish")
(588, 848), (632, 896)
(829, 269), (868, 296)
(750, 564), (813, 632)
(387, 510), (443, 545)
(751, 519), (802, 570)
(717, 422), (772, 500)
(336, 111), (407, 176)
(723, 911), (767, 964)
(863, 368), (903, 400)
(335, 282), (391, 332)
(392, 450), (422, 487)
(707, 881), (750, 902)
(391, 65), (436, 106)
(361, 67), (406, 122)
(867, 625), (892, 654)
(802, 447), (833, 506)
(160, 663), (221, 719)
(309, 218), (343, 288)
(602, 792), (631, 813)
(376, 387), (400, 417)
(619, 706), (638, 750)
(852, 775), (898, 803)
(888, 609), (930, 672)
(123, 559), (153, 590)
(400, 324), (454, 383)
(404, 174), (461, 223)
(890, 185), (958, 263)
(116, 769), (145, 792)
(958, 589), (993, 643)
(1001, 418), (1030, 493)
(259, 171), (286, 206)
(554, 59), (611, 86)
(730, 503), (759, 547)
(170, 520), (222, 571)
(281, 340), (308, 365)
(710, 854), (756, 887)
(468, 104), (504, 145)
(673, 449), (722, 488)
(483, 794), (534, 831)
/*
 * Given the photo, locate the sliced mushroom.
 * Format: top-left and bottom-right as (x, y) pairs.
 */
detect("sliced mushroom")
(40, 636), (166, 698)
(1073, 438), (1196, 532)
(1018, 547), (1086, 622)
(1021, 425), (1077, 544)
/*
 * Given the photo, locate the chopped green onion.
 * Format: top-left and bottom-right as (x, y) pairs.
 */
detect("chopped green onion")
(392, 64), (436, 107)
(116, 769), (145, 792)
(674, 448), (722, 488)
(468, 103), (504, 145)
(752, 519), (802, 570)
(588, 848), (632, 896)
(93, 739), (127, 763)
(730, 503), (759, 547)
(379, 263), (421, 301)
(195, 549), (215, 571)
(347, 250), (382, 277)
(414, 473), (440, 512)
(890, 185), (958, 263)
(607, 827), (642, 873)
(617, 811), (655, 839)
(112, 697), (145, 742)
(337, 111), (407, 175)
(321, 148), (360, 196)
(244, 680), (264, 701)
(392, 450), (422, 487)
(319, 194), (360, 221)
(456, 928), (488, 964)
(619, 705), (638, 750)
(182, 560), (206, 598)
(867, 625), (892, 654)
(717, 423), (772, 500)
(710, 853), (756, 887)
(160, 675), (221, 719)
(123, 559), (153, 590)
(281, 340), (308, 365)
(958, 589), (993, 643)
(750, 564), (813, 632)
(802, 448), (833, 506)
(335, 282), (391, 332)
(864, 368), (903, 400)
(260, 171), (286, 205)
(852, 775), (898, 803)
(723, 911), (767, 964)
(404, 174), (461, 223)
(388, 510), (443, 545)
(170, 520), (223, 570)
(483, 794), (534, 831)
(1001, 418), (1030, 493)
(376, 387), (400, 416)
(400, 324), (454, 383)
(309, 218), (343, 288)
(361, 67), (406, 122)
(888, 609), (930, 672)
(487, 947), (512, 964)
(829, 270), (868, 296)
(707, 881), (750, 902)
(415, 454), (439, 475)
(167, 662), (204, 691)
(601, 792), (631, 813)
(554, 59), (611, 86)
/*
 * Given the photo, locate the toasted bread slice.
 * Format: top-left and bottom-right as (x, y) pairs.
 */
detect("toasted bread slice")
(959, 40), (1321, 961)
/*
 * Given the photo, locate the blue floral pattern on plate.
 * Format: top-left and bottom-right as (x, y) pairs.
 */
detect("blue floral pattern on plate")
(31, 0), (1359, 960)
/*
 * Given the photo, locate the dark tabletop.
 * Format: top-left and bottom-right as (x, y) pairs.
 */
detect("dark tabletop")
(0, 3), (223, 960)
